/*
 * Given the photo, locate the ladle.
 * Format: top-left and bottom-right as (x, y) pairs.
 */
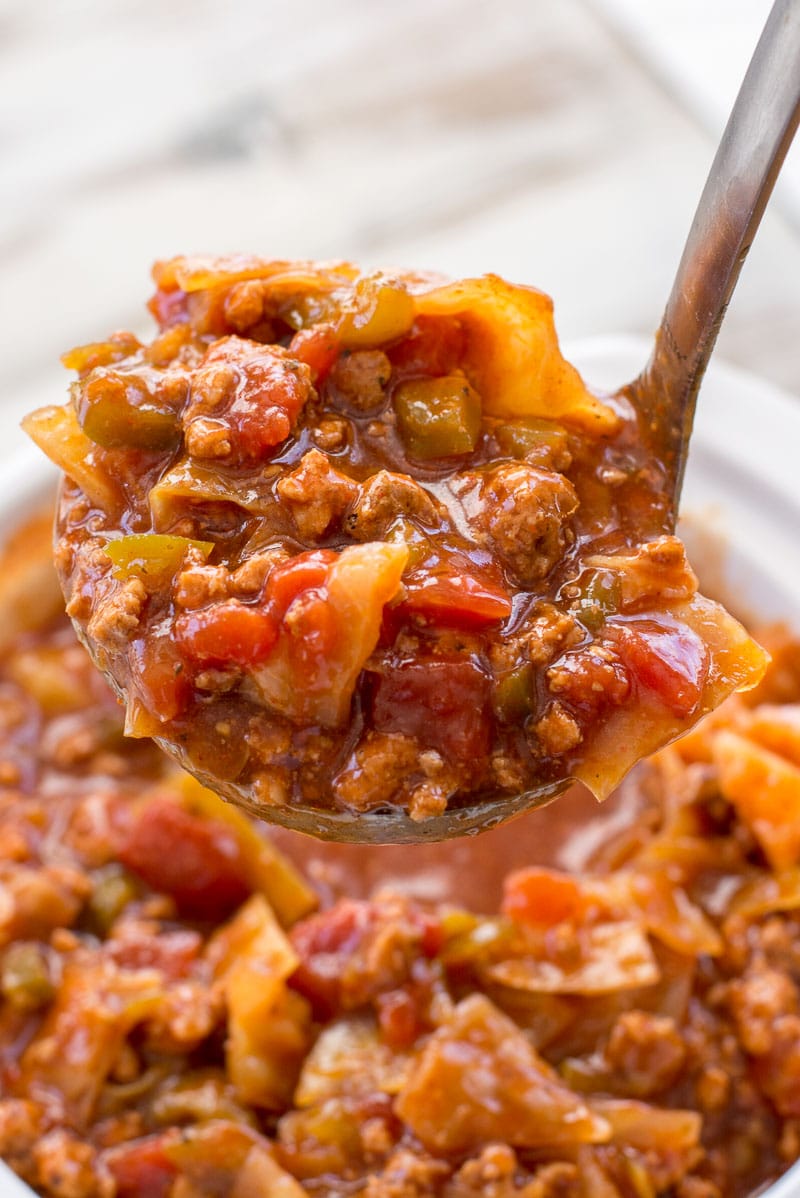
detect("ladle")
(169, 0), (800, 842)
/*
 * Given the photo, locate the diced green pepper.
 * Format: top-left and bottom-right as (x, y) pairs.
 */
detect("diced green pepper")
(571, 570), (621, 632)
(151, 1070), (257, 1128)
(105, 534), (213, 583)
(74, 369), (182, 451)
(493, 663), (535, 722)
(384, 518), (432, 571)
(495, 417), (569, 460)
(394, 375), (482, 460)
(86, 865), (139, 934)
(1, 942), (55, 1011)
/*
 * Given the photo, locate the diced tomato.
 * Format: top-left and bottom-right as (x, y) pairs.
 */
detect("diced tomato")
(266, 550), (338, 619)
(413, 910), (444, 958)
(195, 338), (312, 462)
(401, 571), (512, 627)
(147, 287), (189, 330)
(128, 631), (192, 722)
(105, 1135), (179, 1198)
(283, 588), (339, 675)
(370, 658), (492, 762)
(290, 323), (340, 383)
(290, 900), (378, 1014)
(502, 867), (588, 927)
(291, 899), (376, 959)
(377, 988), (421, 1049)
(107, 928), (202, 982)
(175, 552), (343, 675)
(116, 796), (250, 919)
(389, 315), (466, 376)
(175, 601), (279, 669)
(610, 620), (709, 717)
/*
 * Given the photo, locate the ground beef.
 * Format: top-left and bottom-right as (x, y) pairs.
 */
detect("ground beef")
(276, 448), (359, 540)
(603, 1010), (687, 1097)
(85, 576), (146, 651)
(347, 470), (441, 541)
(333, 732), (422, 811)
(533, 702), (583, 755)
(330, 349), (392, 411)
(468, 463), (579, 585)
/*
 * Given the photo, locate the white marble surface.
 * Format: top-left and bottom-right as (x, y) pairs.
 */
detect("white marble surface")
(3, 0), (800, 467)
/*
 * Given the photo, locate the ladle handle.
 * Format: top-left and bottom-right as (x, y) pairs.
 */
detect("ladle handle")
(630, 0), (800, 514)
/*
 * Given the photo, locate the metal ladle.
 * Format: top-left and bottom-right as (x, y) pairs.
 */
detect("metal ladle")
(179, 0), (800, 843)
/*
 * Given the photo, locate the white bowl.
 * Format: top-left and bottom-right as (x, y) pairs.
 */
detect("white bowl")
(1, 338), (799, 1197)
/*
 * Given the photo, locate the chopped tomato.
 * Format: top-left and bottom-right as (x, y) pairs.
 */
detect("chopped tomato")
(377, 989), (422, 1049)
(193, 338), (312, 462)
(147, 286), (189, 330)
(291, 899), (376, 959)
(282, 587), (339, 677)
(502, 867), (588, 927)
(290, 323), (340, 383)
(128, 631), (192, 722)
(105, 1135), (179, 1198)
(250, 542), (408, 728)
(401, 571), (512, 627)
(176, 552), (342, 674)
(370, 658), (492, 762)
(389, 315), (466, 376)
(266, 550), (338, 619)
(290, 900), (378, 1014)
(611, 620), (709, 717)
(415, 911), (444, 958)
(175, 601), (279, 669)
(117, 796), (251, 919)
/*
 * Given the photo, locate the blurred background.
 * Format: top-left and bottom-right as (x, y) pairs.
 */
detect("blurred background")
(4, 0), (800, 457)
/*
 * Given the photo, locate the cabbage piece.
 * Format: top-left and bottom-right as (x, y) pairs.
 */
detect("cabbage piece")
(415, 275), (618, 433)
(18, 956), (162, 1128)
(727, 867), (800, 921)
(714, 729), (800, 871)
(589, 1097), (702, 1153)
(598, 871), (723, 958)
(232, 1145), (307, 1198)
(746, 704), (800, 767)
(150, 456), (280, 527)
(573, 595), (769, 801)
(485, 921), (659, 996)
(154, 253), (357, 294)
(248, 541), (408, 727)
(295, 1014), (410, 1106)
(163, 1121), (305, 1198)
(22, 404), (121, 513)
(180, 775), (317, 926)
(209, 895), (312, 1108)
(395, 994), (611, 1153)
(0, 511), (65, 653)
